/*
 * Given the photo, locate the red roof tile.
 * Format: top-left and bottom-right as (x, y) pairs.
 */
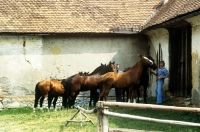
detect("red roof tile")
(143, 0), (200, 30)
(0, 0), (162, 33)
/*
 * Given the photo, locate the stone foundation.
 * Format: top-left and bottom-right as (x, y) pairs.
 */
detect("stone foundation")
(191, 89), (200, 107)
(0, 88), (136, 110)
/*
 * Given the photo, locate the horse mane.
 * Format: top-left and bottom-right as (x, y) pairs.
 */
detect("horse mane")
(88, 64), (103, 75)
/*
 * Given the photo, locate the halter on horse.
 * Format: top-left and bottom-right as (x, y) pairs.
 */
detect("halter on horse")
(99, 55), (155, 102)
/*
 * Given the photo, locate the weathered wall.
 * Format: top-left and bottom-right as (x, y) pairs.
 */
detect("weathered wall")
(145, 28), (169, 97)
(186, 15), (200, 107)
(0, 34), (148, 109)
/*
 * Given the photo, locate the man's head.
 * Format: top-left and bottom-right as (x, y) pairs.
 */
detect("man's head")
(160, 60), (165, 68)
(116, 64), (120, 70)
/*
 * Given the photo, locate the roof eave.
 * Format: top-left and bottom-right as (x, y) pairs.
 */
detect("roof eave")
(141, 9), (200, 33)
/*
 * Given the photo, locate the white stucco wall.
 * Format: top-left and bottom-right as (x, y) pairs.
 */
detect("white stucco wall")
(145, 28), (169, 96)
(186, 15), (200, 90)
(186, 15), (200, 106)
(0, 36), (42, 96)
(0, 34), (148, 98)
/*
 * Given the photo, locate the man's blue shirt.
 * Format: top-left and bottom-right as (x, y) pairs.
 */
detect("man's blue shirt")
(156, 67), (168, 79)
(117, 70), (122, 73)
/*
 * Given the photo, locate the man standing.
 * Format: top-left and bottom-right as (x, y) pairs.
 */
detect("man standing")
(151, 60), (168, 104)
(115, 64), (122, 102)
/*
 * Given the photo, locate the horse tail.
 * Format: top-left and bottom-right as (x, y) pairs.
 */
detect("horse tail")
(34, 82), (42, 108)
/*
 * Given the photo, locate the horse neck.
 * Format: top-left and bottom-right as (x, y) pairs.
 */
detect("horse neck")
(88, 66), (110, 76)
(130, 59), (145, 76)
(142, 66), (149, 72)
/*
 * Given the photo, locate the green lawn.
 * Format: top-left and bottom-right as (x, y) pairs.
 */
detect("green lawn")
(0, 97), (200, 132)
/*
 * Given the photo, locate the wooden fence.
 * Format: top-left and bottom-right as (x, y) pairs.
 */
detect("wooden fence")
(76, 101), (200, 132)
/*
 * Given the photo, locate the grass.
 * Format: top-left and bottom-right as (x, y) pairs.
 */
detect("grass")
(0, 97), (200, 132)
(0, 107), (97, 132)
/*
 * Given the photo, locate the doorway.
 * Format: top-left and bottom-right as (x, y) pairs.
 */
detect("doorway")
(169, 25), (192, 97)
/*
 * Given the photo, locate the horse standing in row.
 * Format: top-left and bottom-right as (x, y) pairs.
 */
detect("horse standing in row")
(122, 56), (157, 103)
(33, 79), (64, 111)
(33, 72), (84, 111)
(64, 62), (115, 108)
(99, 55), (155, 102)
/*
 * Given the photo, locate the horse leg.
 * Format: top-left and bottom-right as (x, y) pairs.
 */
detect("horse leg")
(53, 96), (58, 111)
(126, 88), (129, 102)
(34, 82), (42, 112)
(132, 88), (137, 103)
(137, 86), (140, 103)
(127, 87), (133, 103)
(34, 92), (41, 112)
(98, 85), (104, 101)
(48, 96), (54, 111)
(39, 96), (45, 111)
(89, 90), (93, 107)
(122, 89), (125, 102)
(69, 91), (79, 108)
(62, 96), (67, 109)
(143, 86), (147, 103)
(94, 90), (99, 106)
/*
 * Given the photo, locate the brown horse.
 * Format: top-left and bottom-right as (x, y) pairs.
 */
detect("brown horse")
(99, 55), (155, 102)
(65, 61), (115, 107)
(122, 55), (157, 103)
(33, 72), (84, 111)
(33, 79), (64, 111)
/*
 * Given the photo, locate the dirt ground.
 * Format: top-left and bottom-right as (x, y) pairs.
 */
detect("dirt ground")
(163, 96), (192, 107)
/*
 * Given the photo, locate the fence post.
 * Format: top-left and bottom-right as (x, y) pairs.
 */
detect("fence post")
(97, 101), (109, 132)
(103, 107), (109, 132)
(97, 101), (103, 132)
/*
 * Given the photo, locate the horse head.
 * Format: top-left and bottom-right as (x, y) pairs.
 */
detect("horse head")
(108, 61), (115, 72)
(146, 55), (157, 70)
(140, 55), (155, 68)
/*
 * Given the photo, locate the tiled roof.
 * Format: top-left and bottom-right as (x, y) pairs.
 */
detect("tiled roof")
(0, 0), (162, 33)
(143, 0), (200, 30)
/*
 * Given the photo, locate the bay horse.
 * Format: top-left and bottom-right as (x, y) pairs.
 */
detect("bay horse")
(122, 56), (157, 103)
(99, 55), (155, 102)
(33, 79), (64, 111)
(33, 72), (84, 111)
(66, 62), (115, 107)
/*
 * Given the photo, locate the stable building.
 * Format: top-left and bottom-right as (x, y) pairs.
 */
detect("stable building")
(0, 0), (200, 108)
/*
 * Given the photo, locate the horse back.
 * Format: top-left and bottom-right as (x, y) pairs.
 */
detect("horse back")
(37, 80), (51, 97)
(50, 80), (65, 96)
(100, 72), (117, 83)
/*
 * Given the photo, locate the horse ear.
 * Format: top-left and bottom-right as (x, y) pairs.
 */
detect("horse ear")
(112, 61), (115, 64)
(101, 63), (103, 66)
(140, 54), (142, 58)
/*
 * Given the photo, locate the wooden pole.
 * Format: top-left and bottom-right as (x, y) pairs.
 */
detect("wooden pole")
(76, 106), (97, 114)
(102, 102), (200, 113)
(66, 106), (95, 126)
(103, 107), (109, 132)
(97, 101), (104, 132)
(103, 111), (200, 127)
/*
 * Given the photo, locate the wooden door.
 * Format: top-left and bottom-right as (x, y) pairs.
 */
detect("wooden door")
(169, 25), (192, 97)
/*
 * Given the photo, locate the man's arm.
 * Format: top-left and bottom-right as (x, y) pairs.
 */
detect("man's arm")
(158, 69), (168, 79)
